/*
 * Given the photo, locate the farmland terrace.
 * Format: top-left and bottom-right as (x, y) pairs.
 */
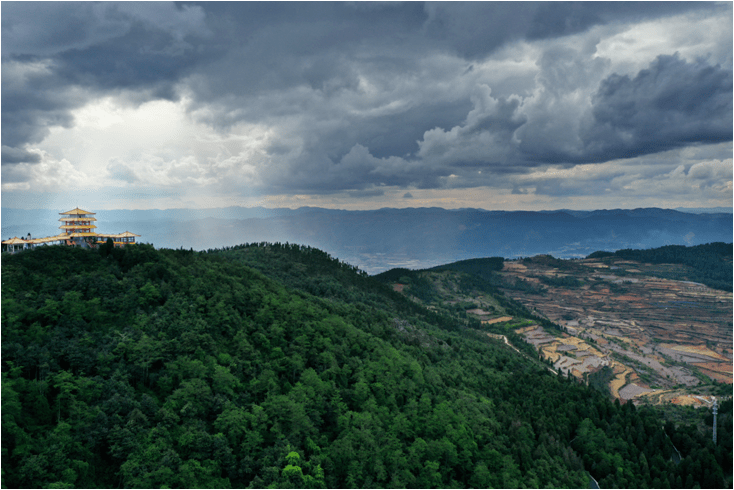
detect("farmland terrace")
(498, 255), (732, 406)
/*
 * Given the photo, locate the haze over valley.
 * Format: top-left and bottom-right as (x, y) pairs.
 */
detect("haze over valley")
(3, 206), (731, 274)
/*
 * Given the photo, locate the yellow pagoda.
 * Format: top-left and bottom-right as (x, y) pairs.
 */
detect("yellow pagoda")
(59, 207), (98, 246)
(2, 208), (141, 253)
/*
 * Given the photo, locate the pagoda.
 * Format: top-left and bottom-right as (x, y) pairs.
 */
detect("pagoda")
(59, 207), (98, 246)
(2, 208), (141, 253)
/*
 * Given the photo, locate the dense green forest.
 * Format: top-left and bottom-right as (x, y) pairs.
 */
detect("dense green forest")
(587, 242), (732, 291)
(428, 257), (505, 283)
(373, 255), (585, 336)
(2, 243), (731, 488)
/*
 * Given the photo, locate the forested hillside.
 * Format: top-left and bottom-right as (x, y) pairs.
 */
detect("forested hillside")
(2, 244), (731, 488)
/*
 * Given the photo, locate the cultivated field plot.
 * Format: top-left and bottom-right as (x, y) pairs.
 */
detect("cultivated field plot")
(481, 315), (513, 325)
(501, 256), (732, 405)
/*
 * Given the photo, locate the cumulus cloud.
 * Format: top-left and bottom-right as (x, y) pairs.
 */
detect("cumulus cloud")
(106, 161), (139, 184)
(1, 146), (41, 165)
(514, 144), (733, 204)
(684, 159), (733, 190)
(1, 151), (87, 192)
(584, 53), (732, 159)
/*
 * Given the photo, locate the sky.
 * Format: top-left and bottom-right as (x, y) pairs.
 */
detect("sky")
(2, 1), (732, 211)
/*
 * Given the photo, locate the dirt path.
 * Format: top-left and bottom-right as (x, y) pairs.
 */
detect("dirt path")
(487, 333), (558, 375)
(610, 365), (632, 399)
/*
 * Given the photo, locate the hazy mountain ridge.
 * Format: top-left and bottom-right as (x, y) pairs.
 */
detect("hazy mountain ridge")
(3, 206), (731, 274)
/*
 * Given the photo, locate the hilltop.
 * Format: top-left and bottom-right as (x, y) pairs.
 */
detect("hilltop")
(2, 243), (731, 488)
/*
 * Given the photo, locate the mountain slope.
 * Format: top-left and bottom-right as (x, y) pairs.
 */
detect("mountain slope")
(2, 244), (731, 488)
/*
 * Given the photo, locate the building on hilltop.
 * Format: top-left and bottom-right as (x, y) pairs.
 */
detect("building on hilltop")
(96, 231), (141, 247)
(59, 207), (98, 247)
(2, 236), (31, 253)
(2, 208), (141, 253)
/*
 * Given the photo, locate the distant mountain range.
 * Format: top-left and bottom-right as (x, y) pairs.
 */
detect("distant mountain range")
(3, 206), (732, 274)
(674, 206), (733, 214)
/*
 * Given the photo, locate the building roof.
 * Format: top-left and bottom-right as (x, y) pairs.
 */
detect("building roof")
(59, 217), (97, 222)
(97, 231), (140, 239)
(59, 224), (98, 229)
(2, 236), (28, 245)
(59, 207), (96, 215)
(28, 235), (68, 244)
(68, 232), (99, 237)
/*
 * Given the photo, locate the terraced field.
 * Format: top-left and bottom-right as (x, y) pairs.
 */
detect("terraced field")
(498, 255), (732, 406)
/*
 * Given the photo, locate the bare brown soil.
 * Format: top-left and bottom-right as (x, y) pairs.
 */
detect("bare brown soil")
(482, 316), (513, 325)
(500, 256), (732, 406)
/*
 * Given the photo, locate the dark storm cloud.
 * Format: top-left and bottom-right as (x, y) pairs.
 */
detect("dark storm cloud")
(2, 1), (212, 163)
(584, 54), (732, 160)
(2, 1), (731, 199)
(525, 2), (709, 41)
(55, 26), (204, 93)
(183, 2), (730, 195)
(0, 163), (32, 183)
(262, 97), (474, 172)
(526, 3), (602, 40)
(1, 2), (131, 56)
(422, 2), (535, 58)
(414, 49), (731, 191)
(423, 2), (715, 59)
(1, 146), (40, 165)
(182, 2), (428, 100)
(2, 58), (83, 151)
(2, 2), (211, 57)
